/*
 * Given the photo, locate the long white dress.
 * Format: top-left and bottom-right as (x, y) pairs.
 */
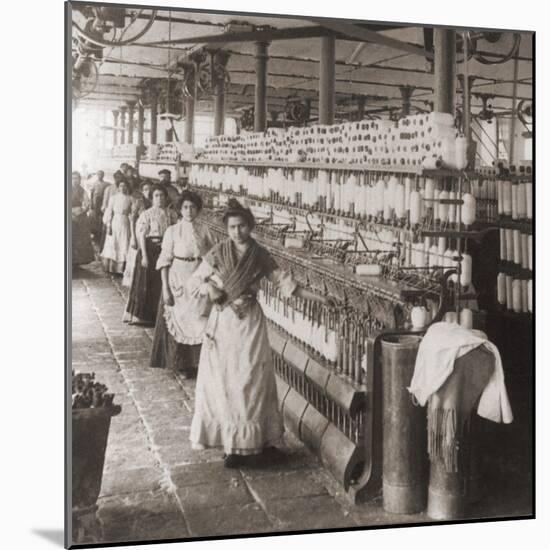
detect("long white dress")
(156, 219), (215, 344)
(101, 193), (132, 274)
(188, 252), (297, 455)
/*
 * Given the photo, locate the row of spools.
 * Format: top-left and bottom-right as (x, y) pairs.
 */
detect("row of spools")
(191, 165), (483, 227)
(202, 113), (470, 169)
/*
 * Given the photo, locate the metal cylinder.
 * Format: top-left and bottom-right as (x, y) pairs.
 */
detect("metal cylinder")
(381, 335), (427, 514)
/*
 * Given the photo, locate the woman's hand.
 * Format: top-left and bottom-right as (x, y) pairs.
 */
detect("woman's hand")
(141, 254), (149, 268)
(206, 282), (226, 304)
(163, 287), (175, 307)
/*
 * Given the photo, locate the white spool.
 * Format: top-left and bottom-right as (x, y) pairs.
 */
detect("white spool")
(521, 280), (528, 313)
(454, 135), (468, 170)
(497, 180), (503, 216)
(411, 306), (428, 329)
(528, 279), (532, 313)
(517, 183), (527, 219)
(438, 190), (449, 223)
(505, 229), (514, 262)
(409, 190), (421, 224)
(394, 183), (406, 218)
(500, 228), (506, 261)
(497, 273), (506, 305)
(438, 237), (446, 266)
(461, 193), (476, 226)
(511, 184), (518, 220)
(460, 308), (473, 329)
(512, 279), (522, 313)
(355, 264), (382, 276)
(505, 275), (513, 311)
(414, 243), (425, 268)
(448, 191), (457, 224)
(425, 178), (435, 202)
(503, 181), (512, 216)
(404, 177), (412, 211)
(376, 179), (385, 214)
(388, 176), (398, 212)
(521, 233), (529, 269)
(433, 188), (441, 221)
(525, 182), (532, 219)
(513, 230), (521, 265)
(429, 244), (439, 267)
(528, 234), (532, 271)
(460, 253), (472, 287)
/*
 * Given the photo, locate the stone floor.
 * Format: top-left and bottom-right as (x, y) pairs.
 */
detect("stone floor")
(71, 260), (533, 546)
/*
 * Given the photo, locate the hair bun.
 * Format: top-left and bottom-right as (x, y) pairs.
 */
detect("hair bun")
(226, 198), (244, 210)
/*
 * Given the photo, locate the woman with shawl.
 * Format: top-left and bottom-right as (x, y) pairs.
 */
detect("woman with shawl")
(188, 199), (331, 468)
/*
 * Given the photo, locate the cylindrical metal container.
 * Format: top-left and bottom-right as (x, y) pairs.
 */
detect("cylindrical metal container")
(381, 335), (427, 514)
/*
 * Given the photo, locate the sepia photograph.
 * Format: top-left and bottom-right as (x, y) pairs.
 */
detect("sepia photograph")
(66, 1), (534, 547)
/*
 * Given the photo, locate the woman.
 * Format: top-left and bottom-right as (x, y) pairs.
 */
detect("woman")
(124, 185), (177, 325)
(150, 190), (215, 376)
(188, 199), (331, 468)
(122, 180), (153, 287)
(100, 170), (124, 250)
(71, 171), (95, 266)
(101, 179), (133, 275)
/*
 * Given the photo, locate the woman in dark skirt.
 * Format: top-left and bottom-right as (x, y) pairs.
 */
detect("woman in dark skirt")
(149, 191), (215, 377)
(123, 185), (177, 325)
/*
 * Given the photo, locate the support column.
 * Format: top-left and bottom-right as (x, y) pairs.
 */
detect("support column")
(184, 63), (196, 145)
(213, 51), (230, 136)
(149, 84), (159, 145)
(126, 101), (136, 144)
(399, 86), (414, 117)
(433, 29), (456, 114)
(319, 36), (336, 125)
(254, 42), (269, 132)
(137, 101), (145, 148)
(357, 96), (366, 121)
(119, 106), (127, 145)
(112, 109), (119, 146)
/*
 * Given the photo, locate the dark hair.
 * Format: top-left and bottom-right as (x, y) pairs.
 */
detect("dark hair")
(222, 198), (255, 229)
(141, 179), (153, 190)
(113, 170), (124, 181)
(72, 170), (81, 179)
(151, 184), (167, 197)
(177, 190), (203, 212)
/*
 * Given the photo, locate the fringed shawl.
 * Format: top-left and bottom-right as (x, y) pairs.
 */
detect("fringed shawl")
(203, 238), (277, 308)
(426, 346), (495, 472)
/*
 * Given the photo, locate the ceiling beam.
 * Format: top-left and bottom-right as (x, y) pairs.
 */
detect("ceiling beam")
(312, 19), (432, 58)
(228, 69), (433, 91)
(138, 25), (334, 46)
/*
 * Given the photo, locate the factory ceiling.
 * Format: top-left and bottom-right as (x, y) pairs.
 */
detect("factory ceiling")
(71, 5), (533, 120)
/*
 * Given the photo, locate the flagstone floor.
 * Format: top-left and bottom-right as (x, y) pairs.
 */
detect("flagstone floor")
(70, 260), (533, 546)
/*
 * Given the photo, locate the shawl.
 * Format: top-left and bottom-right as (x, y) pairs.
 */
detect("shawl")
(408, 322), (513, 473)
(203, 238), (276, 310)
